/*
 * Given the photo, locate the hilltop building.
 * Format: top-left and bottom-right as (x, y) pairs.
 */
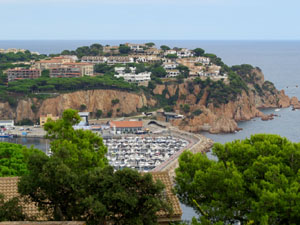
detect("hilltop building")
(6, 67), (41, 82)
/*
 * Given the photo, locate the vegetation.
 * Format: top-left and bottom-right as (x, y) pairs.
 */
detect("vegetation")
(61, 43), (103, 58)
(18, 109), (170, 224)
(0, 142), (43, 177)
(0, 75), (140, 102)
(119, 44), (131, 54)
(111, 98), (120, 105)
(0, 194), (29, 221)
(165, 54), (178, 59)
(160, 45), (171, 51)
(193, 48), (205, 57)
(95, 109), (103, 119)
(175, 134), (300, 224)
(0, 51), (45, 64)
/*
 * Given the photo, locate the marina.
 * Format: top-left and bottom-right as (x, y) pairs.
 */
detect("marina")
(104, 136), (189, 172)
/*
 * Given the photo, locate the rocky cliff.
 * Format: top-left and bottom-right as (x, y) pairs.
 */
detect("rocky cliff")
(0, 90), (155, 122)
(154, 69), (298, 133)
(1, 68), (299, 134)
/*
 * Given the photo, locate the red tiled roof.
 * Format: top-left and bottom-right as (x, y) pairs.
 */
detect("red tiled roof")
(110, 121), (143, 128)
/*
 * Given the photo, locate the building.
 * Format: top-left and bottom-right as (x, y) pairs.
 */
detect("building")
(163, 62), (178, 70)
(110, 121), (143, 134)
(126, 43), (146, 52)
(0, 172), (182, 224)
(40, 114), (59, 126)
(78, 112), (89, 126)
(166, 69), (180, 78)
(114, 72), (151, 83)
(134, 55), (161, 63)
(0, 120), (14, 128)
(114, 66), (136, 74)
(49, 67), (81, 78)
(63, 63), (94, 76)
(107, 56), (134, 65)
(103, 45), (120, 54)
(81, 56), (107, 64)
(164, 50), (177, 56)
(6, 68), (41, 82)
(35, 56), (76, 70)
(144, 48), (162, 55)
(176, 48), (194, 58)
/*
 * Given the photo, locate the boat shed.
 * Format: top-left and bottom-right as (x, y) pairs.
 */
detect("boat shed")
(110, 121), (143, 134)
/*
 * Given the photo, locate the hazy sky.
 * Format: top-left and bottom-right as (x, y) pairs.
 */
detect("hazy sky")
(0, 0), (299, 40)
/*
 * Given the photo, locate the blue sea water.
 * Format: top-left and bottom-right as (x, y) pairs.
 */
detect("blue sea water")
(1, 40), (300, 220)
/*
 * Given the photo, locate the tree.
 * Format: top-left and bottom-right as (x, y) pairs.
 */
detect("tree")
(160, 45), (170, 51)
(41, 69), (50, 78)
(182, 104), (190, 113)
(193, 48), (205, 57)
(95, 109), (102, 119)
(165, 54), (178, 59)
(119, 44), (131, 54)
(111, 98), (120, 106)
(175, 134), (300, 224)
(80, 104), (87, 111)
(0, 142), (42, 177)
(145, 42), (155, 47)
(151, 66), (167, 78)
(0, 194), (29, 221)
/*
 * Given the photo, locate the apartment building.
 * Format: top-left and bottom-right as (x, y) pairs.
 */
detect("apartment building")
(6, 68), (41, 81)
(115, 72), (151, 83)
(63, 63), (94, 76)
(49, 67), (81, 78)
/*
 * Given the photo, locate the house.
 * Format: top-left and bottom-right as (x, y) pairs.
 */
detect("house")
(144, 48), (162, 55)
(0, 172), (182, 224)
(5, 68), (41, 82)
(110, 121), (143, 134)
(114, 72), (151, 84)
(163, 62), (178, 70)
(166, 69), (180, 78)
(204, 65), (221, 77)
(81, 56), (107, 64)
(114, 66), (136, 74)
(133, 55), (161, 63)
(164, 50), (177, 56)
(176, 48), (194, 58)
(103, 45), (120, 54)
(107, 56), (134, 65)
(0, 120), (14, 128)
(40, 114), (59, 126)
(126, 43), (146, 52)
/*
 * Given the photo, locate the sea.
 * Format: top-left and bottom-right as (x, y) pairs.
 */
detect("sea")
(1, 40), (300, 220)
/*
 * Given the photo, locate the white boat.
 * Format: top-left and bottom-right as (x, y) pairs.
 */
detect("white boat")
(275, 108), (280, 112)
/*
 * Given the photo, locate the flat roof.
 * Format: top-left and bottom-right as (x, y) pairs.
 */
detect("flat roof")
(110, 121), (143, 128)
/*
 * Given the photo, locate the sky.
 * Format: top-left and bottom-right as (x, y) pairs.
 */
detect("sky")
(0, 0), (299, 40)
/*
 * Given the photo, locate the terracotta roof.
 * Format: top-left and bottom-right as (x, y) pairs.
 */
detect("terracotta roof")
(0, 172), (181, 223)
(110, 121), (143, 128)
(150, 172), (182, 220)
(0, 177), (42, 218)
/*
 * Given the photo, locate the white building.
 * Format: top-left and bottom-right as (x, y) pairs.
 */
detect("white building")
(115, 72), (151, 83)
(166, 69), (180, 78)
(177, 48), (194, 58)
(164, 50), (177, 56)
(114, 67), (136, 74)
(163, 62), (178, 70)
(0, 120), (14, 128)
